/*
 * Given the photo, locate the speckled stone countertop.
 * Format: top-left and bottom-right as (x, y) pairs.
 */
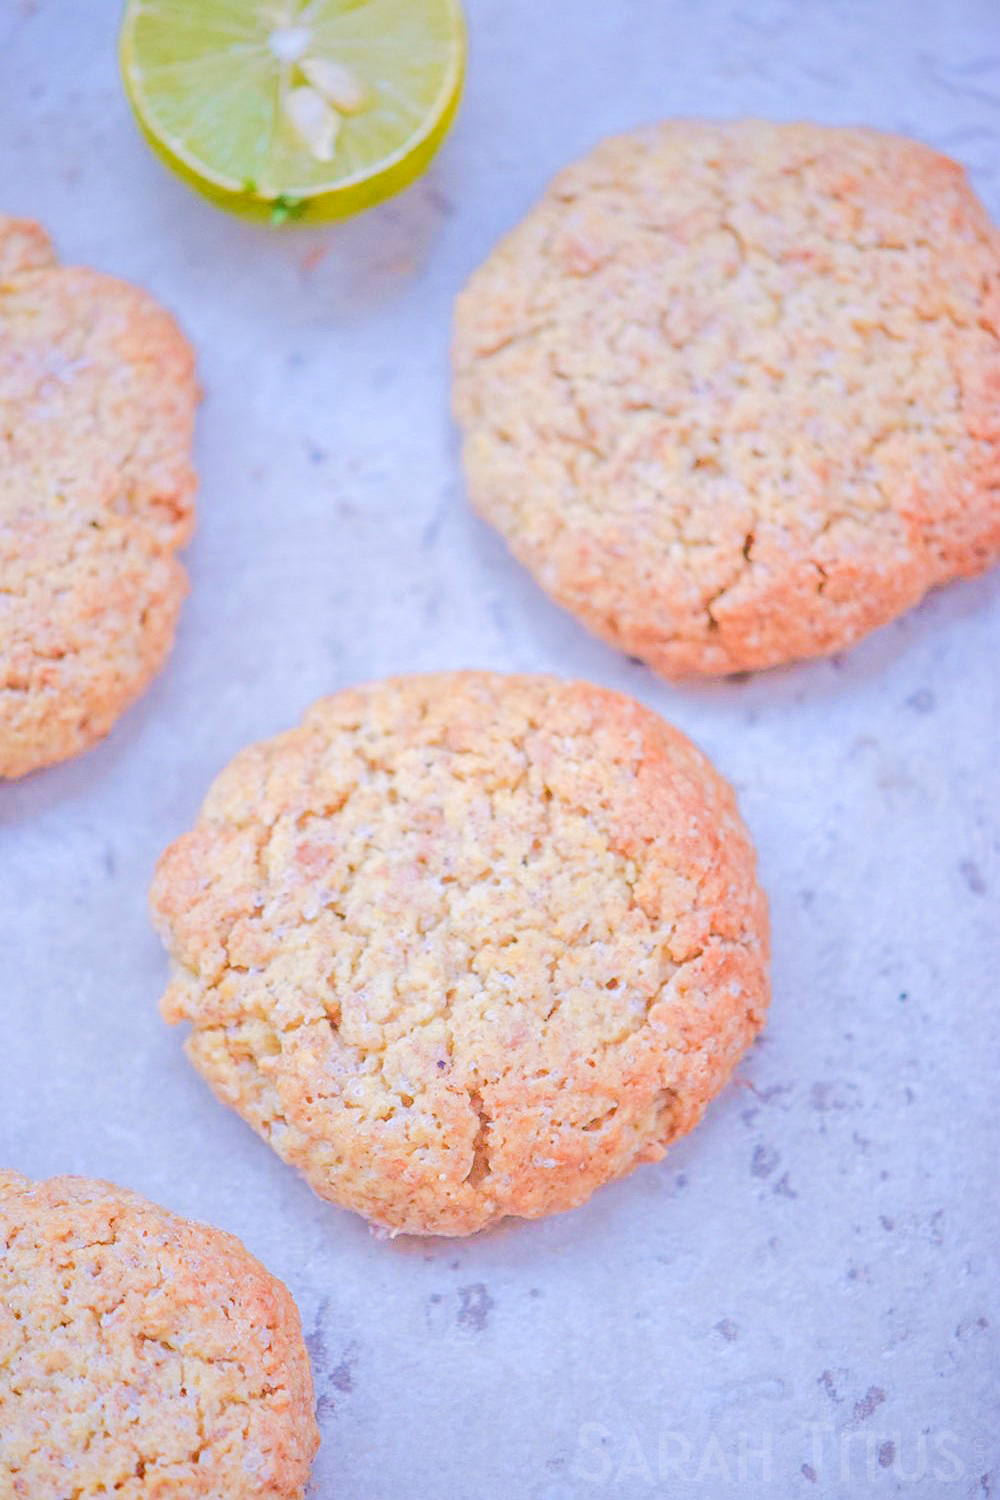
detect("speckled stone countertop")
(2, 2), (998, 1496)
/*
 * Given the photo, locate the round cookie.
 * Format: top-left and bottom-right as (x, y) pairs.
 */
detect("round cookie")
(151, 672), (769, 1236)
(0, 214), (197, 778)
(0, 1172), (319, 1498)
(453, 122), (1000, 676)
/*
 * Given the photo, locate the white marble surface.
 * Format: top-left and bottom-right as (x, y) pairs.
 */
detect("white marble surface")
(2, 1), (999, 1495)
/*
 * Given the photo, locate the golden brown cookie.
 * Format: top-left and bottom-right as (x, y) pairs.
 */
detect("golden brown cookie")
(151, 672), (769, 1236)
(0, 1171), (319, 1499)
(453, 122), (1000, 676)
(0, 214), (197, 778)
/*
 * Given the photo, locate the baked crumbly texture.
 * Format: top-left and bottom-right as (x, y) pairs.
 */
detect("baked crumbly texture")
(0, 1171), (319, 1499)
(151, 672), (769, 1236)
(452, 122), (1000, 676)
(0, 213), (197, 777)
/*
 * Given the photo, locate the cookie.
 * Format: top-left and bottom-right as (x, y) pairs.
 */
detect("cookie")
(151, 672), (769, 1236)
(453, 122), (1000, 676)
(0, 214), (197, 778)
(0, 1171), (319, 1499)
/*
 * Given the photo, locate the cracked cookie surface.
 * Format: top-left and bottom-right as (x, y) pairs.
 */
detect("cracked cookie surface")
(452, 121), (1000, 675)
(0, 214), (197, 778)
(151, 672), (769, 1236)
(0, 1171), (319, 1498)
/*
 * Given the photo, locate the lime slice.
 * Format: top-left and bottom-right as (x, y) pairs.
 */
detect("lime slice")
(120, 0), (466, 224)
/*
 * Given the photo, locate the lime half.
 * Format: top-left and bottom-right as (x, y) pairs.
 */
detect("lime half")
(120, 0), (466, 224)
